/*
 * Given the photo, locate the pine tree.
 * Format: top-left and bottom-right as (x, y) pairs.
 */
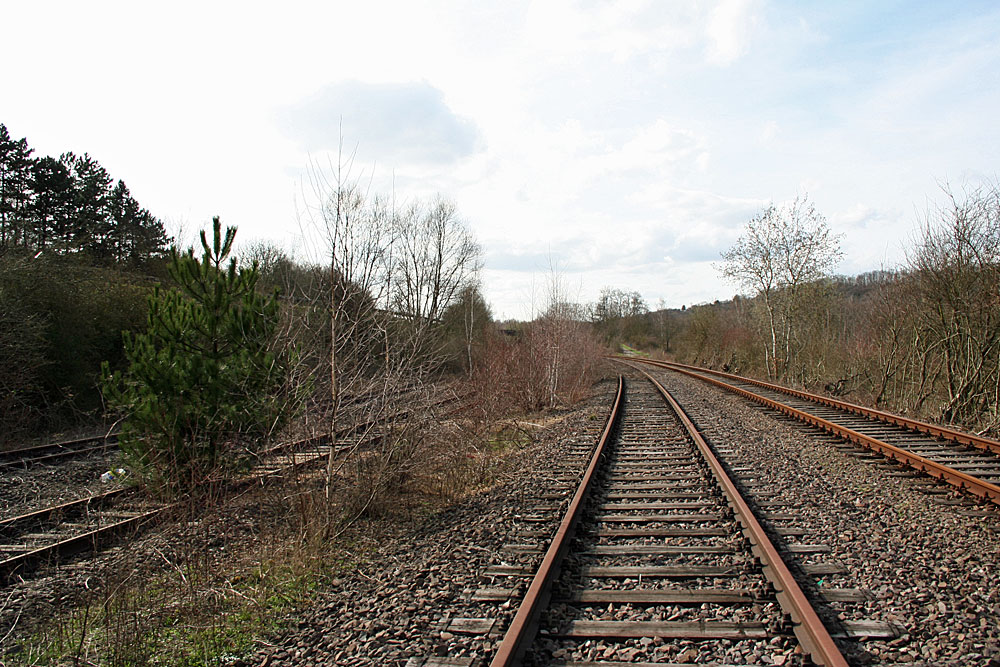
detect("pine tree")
(103, 218), (290, 493)
(0, 124), (34, 249)
(107, 179), (170, 266)
(29, 156), (75, 251)
(61, 151), (113, 255)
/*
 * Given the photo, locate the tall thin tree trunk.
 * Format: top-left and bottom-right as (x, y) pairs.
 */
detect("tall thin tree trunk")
(764, 292), (778, 380)
(326, 257), (338, 501)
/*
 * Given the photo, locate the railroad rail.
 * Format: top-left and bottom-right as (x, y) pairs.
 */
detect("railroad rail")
(0, 436), (335, 585)
(0, 386), (429, 470)
(488, 374), (851, 666)
(624, 358), (1000, 505)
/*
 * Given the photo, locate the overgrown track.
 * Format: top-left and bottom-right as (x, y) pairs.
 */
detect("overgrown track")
(0, 433), (119, 470)
(0, 392), (460, 585)
(488, 375), (854, 666)
(0, 387), (431, 471)
(626, 358), (1000, 504)
(0, 438), (334, 585)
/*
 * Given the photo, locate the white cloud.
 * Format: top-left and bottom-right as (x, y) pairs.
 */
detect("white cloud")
(278, 81), (483, 165)
(4, 1), (1000, 320)
(759, 120), (779, 143)
(705, 0), (759, 64)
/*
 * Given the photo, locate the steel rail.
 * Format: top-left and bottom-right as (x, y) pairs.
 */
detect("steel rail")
(0, 445), (118, 470)
(0, 438), (337, 584)
(0, 437), (119, 470)
(1, 509), (165, 583)
(640, 369), (848, 667)
(629, 358), (1000, 505)
(0, 492), (159, 584)
(632, 357), (1000, 455)
(0, 433), (117, 460)
(490, 375), (624, 667)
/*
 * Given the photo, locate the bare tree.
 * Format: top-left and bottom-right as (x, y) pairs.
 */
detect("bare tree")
(720, 195), (842, 379)
(391, 197), (482, 323)
(299, 154), (395, 500)
(908, 182), (1000, 431)
(297, 154), (486, 511)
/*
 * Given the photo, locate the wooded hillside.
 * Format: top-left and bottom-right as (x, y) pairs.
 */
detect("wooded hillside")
(1, 123), (173, 435)
(605, 186), (1000, 438)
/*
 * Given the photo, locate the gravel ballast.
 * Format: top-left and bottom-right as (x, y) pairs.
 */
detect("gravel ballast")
(11, 364), (997, 666)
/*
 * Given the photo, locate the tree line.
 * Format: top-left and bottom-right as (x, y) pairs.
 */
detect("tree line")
(606, 186), (1000, 439)
(0, 122), (169, 266)
(0, 136), (608, 500)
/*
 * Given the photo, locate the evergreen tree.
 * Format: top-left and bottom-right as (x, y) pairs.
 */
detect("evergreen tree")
(130, 208), (170, 267)
(0, 123), (34, 249)
(107, 179), (170, 266)
(61, 152), (113, 255)
(29, 156), (75, 251)
(103, 218), (290, 493)
(0, 124), (170, 263)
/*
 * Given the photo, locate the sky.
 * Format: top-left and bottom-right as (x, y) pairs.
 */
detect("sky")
(3, 1), (998, 319)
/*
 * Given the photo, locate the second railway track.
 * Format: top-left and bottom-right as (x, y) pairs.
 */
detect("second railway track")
(1, 390), (462, 585)
(0, 435), (339, 584)
(627, 358), (1000, 505)
(0, 433), (119, 470)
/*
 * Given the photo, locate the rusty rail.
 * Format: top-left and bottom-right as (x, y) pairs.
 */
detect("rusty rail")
(490, 375), (624, 666)
(0, 434), (119, 469)
(0, 488), (130, 534)
(628, 358), (1000, 505)
(0, 489), (157, 584)
(641, 370), (848, 667)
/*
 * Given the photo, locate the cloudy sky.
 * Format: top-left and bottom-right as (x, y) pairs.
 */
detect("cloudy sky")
(4, 1), (998, 318)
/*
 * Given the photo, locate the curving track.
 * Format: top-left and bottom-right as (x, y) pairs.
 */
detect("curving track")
(624, 358), (1000, 505)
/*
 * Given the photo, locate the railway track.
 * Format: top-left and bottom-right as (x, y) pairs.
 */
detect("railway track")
(0, 386), (426, 471)
(1, 390), (461, 585)
(408, 375), (905, 665)
(0, 435), (340, 585)
(624, 358), (1000, 505)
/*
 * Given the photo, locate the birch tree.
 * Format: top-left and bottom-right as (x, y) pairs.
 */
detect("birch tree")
(721, 195), (841, 379)
(301, 157), (483, 509)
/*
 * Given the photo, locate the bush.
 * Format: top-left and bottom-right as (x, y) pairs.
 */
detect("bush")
(0, 252), (154, 436)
